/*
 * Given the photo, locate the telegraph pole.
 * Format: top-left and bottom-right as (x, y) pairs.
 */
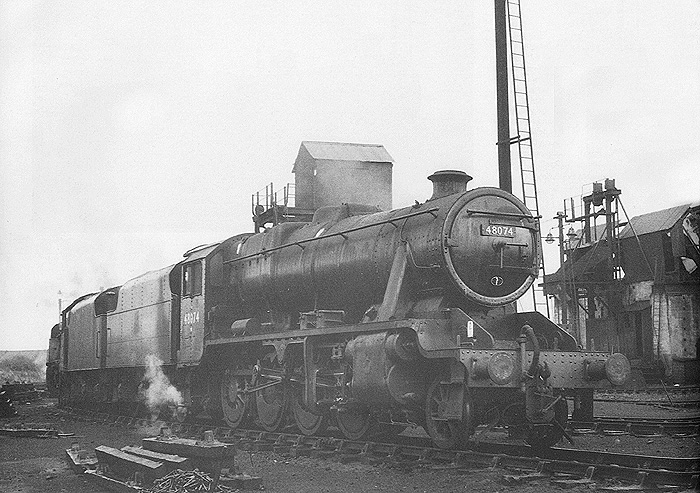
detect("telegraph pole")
(555, 212), (568, 326)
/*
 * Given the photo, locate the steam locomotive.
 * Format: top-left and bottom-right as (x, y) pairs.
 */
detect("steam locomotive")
(48, 158), (630, 450)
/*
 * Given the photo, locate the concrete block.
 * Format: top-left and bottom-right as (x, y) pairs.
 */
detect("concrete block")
(121, 445), (190, 471)
(142, 436), (234, 459)
(65, 442), (98, 473)
(95, 445), (164, 484)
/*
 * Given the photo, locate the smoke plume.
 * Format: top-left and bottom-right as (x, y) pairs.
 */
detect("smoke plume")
(143, 354), (183, 413)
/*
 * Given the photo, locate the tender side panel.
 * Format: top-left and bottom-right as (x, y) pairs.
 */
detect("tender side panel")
(65, 295), (99, 371)
(105, 266), (173, 367)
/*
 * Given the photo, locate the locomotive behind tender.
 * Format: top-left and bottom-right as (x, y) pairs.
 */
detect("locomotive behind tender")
(48, 144), (630, 450)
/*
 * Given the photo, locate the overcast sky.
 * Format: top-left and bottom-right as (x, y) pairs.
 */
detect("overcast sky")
(1, 1), (698, 350)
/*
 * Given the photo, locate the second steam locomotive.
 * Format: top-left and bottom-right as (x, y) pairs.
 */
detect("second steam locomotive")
(48, 143), (630, 450)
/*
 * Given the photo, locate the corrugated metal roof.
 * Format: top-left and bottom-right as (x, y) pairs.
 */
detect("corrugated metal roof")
(543, 245), (610, 284)
(567, 223), (611, 248)
(301, 141), (393, 163)
(619, 204), (691, 239)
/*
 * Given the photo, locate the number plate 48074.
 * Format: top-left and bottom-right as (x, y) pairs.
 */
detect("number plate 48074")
(481, 224), (516, 238)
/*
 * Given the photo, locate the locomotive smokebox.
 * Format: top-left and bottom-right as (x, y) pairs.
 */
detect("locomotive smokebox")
(428, 170), (472, 200)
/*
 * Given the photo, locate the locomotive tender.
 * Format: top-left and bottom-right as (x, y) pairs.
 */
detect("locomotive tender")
(48, 149), (630, 450)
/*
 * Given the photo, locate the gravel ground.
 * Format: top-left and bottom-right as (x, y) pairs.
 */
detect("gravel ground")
(0, 398), (698, 493)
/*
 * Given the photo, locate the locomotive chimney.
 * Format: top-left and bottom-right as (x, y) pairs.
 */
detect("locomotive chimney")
(427, 170), (472, 200)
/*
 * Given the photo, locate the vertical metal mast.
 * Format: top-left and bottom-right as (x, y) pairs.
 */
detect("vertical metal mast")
(495, 0), (512, 193)
(506, 0), (550, 316)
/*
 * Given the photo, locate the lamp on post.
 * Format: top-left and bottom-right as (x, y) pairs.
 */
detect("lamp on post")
(566, 226), (577, 250)
(552, 212), (568, 327)
(564, 225), (582, 346)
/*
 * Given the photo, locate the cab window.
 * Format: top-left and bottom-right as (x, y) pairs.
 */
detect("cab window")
(183, 262), (202, 296)
(95, 288), (120, 315)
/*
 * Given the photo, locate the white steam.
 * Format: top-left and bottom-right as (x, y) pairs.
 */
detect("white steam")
(143, 354), (183, 412)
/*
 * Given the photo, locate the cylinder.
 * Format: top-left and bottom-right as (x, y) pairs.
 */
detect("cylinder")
(384, 331), (419, 361)
(345, 332), (427, 406)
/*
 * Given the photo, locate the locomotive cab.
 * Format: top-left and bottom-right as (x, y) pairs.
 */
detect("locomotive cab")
(174, 248), (208, 365)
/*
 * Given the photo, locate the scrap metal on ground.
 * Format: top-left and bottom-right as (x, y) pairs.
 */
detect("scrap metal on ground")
(148, 469), (236, 493)
(69, 428), (262, 492)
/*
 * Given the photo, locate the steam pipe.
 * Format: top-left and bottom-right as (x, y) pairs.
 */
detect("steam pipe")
(520, 324), (540, 377)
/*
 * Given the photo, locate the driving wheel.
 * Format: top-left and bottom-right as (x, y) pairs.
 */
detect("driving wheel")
(255, 377), (288, 432)
(336, 406), (373, 440)
(220, 371), (250, 428)
(292, 390), (328, 435)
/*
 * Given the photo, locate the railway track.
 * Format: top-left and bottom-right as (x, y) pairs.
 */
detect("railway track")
(57, 406), (699, 490)
(594, 386), (700, 406)
(570, 416), (700, 438)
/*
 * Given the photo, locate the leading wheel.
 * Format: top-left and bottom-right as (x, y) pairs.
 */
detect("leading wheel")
(336, 407), (373, 440)
(526, 396), (568, 451)
(424, 378), (471, 450)
(220, 371), (250, 429)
